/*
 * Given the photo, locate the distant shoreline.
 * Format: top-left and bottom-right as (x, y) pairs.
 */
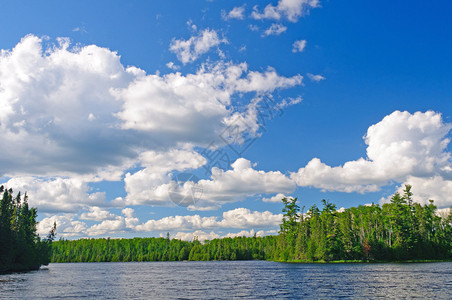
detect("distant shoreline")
(281, 259), (452, 264)
(46, 259), (452, 264)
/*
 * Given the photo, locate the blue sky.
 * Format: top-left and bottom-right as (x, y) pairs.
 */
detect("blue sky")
(1, 0), (451, 240)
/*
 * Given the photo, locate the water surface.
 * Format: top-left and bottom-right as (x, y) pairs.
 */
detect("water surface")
(1, 261), (451, 299)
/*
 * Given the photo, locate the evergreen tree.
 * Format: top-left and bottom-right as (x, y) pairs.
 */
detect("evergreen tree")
(0, 186), (56, 273)
(49, 185), (452, 263)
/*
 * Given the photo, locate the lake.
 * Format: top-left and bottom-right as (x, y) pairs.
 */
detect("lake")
(1, 261), (451, 299)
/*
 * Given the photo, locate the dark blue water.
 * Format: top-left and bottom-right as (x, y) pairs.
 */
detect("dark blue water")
(1, 261), (451, 299)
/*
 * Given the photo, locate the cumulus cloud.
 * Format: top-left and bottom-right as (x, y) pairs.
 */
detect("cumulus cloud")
(262, 193), (287, 203)
(169, 29), (226, 64)
(172, 229), (277, 241)
(232, 65), (303, 92)
(124, 158), (295, 209)
(0, 35), (302, 182)
(136, 214), (217, 232)
(79, 206), (118, 221)
(0, 35), (307, 237)
(162, 158), (294, 209)
(172, 230), (220, 242)
(122, 148), (204, 206)
(385, 176), (452, 208)
(135, 207), (282, 233)
(0, 35), (138, 178)
(249, 24), (259, 32)
(292, 40), (306, 52)
(223, 229), (277, 238)
(218, 207), (282, 228)
(195, 158), (295, 205)
(292, 111), (452, 195)
(307, 73), (325, 82)
(166, 61), (179, 70)
(251, 0), (320, 22)
(115, 62), (302, 143)
(37, 215), (87, 237)
(85, 208), (139, 236)
(222, 6), (245, 20)
(263, 24), (287, 36)
(3, 177), (106, 213)
(139, 148), (206, 174)
(38, 206), (283, 238)
(279, 96), (303, 108)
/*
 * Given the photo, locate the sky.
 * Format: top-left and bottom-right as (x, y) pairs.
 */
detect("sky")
(0, 0), (451, 240)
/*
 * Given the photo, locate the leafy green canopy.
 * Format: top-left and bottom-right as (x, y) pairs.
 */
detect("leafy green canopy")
(51, 185), (452, 263)
(278, 185), (452, 262)
(0, 186), (56, 273)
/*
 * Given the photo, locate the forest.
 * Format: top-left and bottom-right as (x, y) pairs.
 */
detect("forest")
(51, 185), (452, 263)
(276, 185), (452, 261)
(0, 186), (56, 273)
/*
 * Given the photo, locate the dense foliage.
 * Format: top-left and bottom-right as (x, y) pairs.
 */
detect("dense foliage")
(51, 235), (277, 262)
(51, 185), (452, 263)
(0, 186), (56, 273)
(277, 185), (452, 262)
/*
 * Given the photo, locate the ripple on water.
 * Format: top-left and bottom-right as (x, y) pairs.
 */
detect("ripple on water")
(0, 261), (451, 299)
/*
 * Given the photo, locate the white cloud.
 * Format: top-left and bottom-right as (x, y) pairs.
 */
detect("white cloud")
(262, 193), (287, 203)
(115, 62), (302, 141)
(136, 214), (217, 232)
(337, 207), (346, 213)
(437, 207), (451, 219)
(169, 29), (226, 64)
(249, 24), (259, 32)
(37, 215), (87, 237)
(292, 40), (307, 52)
(0, 35), (137, 178)
(160, 158), (297, 209)
(139, 148), (206, 173)
(223, 64), (303, 93)
(124, 149), (206, 207)
(80, 206), (118, 221)
(251, 0), (320, 22)
(223, 229), (277, 238)
(85, 208), (139, 236)
(263, 24), (287, 36)
(385, 176), (452, 208)
(172, 230), (220, 242)
(222, 6), (245, 20)
(0, 36), (302, 181)
(86, 219), (127, 236)
(291, 157), (381, 193)
(173, 228), (277, 241)
(37, 206), (283, 238)
(0, 35), (307, 236)
(124, 149), (206, 206)
(133, 207), (281, 233)
(166, 61), (179, 70)
(3, 177), (106, 213)
(218, 207), (282, 228)
(307, 73), (325, 82)
(292, 111), (452, 194)
(279, 96), (303, 108)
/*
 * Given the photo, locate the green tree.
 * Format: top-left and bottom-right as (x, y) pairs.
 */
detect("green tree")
(0, 187), (55, 273)
(279, 197), (300, 249)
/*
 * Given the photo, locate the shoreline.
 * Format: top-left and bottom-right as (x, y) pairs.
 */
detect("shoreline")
(281, 259), (452, 264)
(46, 259), (452, 264)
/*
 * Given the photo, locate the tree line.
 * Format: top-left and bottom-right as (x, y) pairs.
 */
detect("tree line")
(51, 235), (277, 262)
(277, 185), (452, 261)
(0, 186), (56, 273)
(50, 185), (452, 263)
